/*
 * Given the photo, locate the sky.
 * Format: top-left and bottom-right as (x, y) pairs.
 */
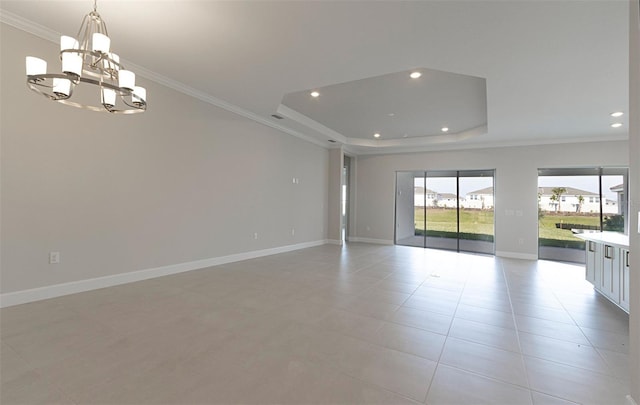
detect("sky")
(413, 175), (624, 200)
(538, 175), (623, 200)
(414, 176), (492, 197)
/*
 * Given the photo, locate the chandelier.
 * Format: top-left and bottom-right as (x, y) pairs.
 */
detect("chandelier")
(25, 0), (146, 114)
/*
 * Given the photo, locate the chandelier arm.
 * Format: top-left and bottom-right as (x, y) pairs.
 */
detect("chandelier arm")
(120, 94), (147, 111)
(26, 73), (76, 100)
(76, 13), (91, 48)
(27, 74), (145, 113)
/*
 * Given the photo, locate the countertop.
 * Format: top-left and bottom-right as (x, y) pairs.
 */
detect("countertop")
(575, 231), (630, 249)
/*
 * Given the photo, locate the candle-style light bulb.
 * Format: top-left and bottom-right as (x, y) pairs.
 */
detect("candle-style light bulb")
(92, 33), (111, 53)
(25, 57), (47, 76)
(62, 53), (83, 77)
(132, 86), (146, 106)
(118, 70), (135, 90)
(53, 78), (71, 97)
(101, 88), (116, 107)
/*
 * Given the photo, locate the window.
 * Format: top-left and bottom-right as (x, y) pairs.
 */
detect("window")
(538, 167), (629, 263)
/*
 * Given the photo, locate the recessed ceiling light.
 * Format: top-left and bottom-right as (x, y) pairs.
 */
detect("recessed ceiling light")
(611, 112), (624, 117)
(441, 127), (449, 132)
(310, 91), (320, 98)
(374, 133), (381, 138)
(611, 122), (623, 128)
(388, 113), (395, 117)
(410, 71), (422, 79)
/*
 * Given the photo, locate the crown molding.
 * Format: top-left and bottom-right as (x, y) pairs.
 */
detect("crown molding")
(0, 10), (328, 149)
(0, 9), (58, 41)
(276, 104), (348, 144)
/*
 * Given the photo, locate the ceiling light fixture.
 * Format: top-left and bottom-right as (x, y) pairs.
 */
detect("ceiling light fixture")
(441, 127), (449, 132)
(25, 0), (146, 114)
(611, 123), (623, 128)
(310, 91), (320, 98)
(410, 71), (422, 79)
(610, 112), (624, 117)
(374, 133), (381, 138)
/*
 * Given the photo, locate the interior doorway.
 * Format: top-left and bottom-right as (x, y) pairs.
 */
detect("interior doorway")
(342, 155), (351, 242)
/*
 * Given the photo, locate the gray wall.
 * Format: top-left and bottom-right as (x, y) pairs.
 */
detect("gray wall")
(395, 172), (416, 242)
(0, 24), (329, 294)
(352, 141), (629, 258)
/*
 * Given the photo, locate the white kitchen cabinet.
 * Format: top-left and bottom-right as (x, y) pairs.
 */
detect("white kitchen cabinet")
(577, 232), (630, 314)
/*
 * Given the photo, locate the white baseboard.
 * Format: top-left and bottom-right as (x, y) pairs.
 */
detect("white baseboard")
(627, 395), (639, 405)
(0, 239), (327, 308)
(349, 237), (394, 245)
(327, 239), (343, 245)
(495, 251), (538, 260)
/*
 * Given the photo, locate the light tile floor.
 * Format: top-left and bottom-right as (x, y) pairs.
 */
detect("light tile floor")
(0, 243), (631, 404)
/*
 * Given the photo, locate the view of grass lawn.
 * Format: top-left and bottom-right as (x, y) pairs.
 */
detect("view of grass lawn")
(414, 208), (494, 241)
(538, 213), (599, 249)
(412, 208), (604, 248)
(538, 214), (599, 240)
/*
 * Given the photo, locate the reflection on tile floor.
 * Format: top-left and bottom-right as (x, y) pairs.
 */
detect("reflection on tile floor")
(0, 243), (631, 404)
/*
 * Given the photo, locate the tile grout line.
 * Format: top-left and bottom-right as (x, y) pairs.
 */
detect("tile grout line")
(421, 254), (471, 404)
(497, 257), (536, 405)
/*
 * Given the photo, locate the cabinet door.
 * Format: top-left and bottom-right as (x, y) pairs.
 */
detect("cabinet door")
(602, 245), (620, 303)
(585, 241), (597, 284)
(621, 249), (630, 312)
(594, 243), (603, 288)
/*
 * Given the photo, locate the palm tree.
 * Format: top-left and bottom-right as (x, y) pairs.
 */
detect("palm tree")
(550, 187), (567, 212)
(577, 195), (584, 213)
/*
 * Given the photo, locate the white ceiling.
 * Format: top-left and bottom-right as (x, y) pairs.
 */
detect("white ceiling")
(0, 0), (630, 154)
(280, 68), (487, 141)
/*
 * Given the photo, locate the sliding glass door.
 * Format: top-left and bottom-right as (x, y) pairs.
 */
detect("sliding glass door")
(459, 170), (495, 254)
(425, 172), (458, 251)
(395, 170), (495, 255)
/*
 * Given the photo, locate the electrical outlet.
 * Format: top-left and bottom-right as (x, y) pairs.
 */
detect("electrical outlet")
(518, 238), (524, 245)
(253, 232), (258, 240)
(291, 228), (295, 236)
(49, 251), (60, 264)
